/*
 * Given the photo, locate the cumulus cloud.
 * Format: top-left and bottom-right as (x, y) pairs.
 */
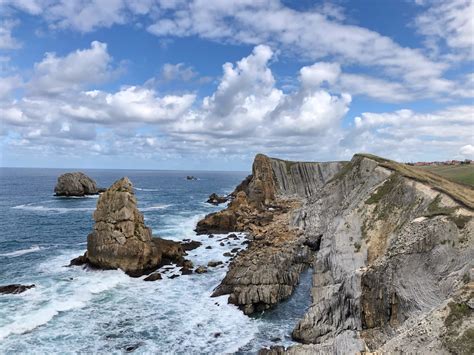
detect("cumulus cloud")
(27, 41), (113, 95)
(1, 41), (472, 166)
(172, 45), (350, 140)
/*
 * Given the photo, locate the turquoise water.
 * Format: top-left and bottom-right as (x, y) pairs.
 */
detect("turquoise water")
(0, 168), (311, 353)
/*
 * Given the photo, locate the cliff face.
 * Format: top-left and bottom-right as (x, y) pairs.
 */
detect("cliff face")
(289, 155), (473, 354)
(198, 153), (474, 354)
(197, 154), (344, 314)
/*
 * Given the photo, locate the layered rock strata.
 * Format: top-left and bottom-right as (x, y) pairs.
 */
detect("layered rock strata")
(197, 154), (343, 314)
(54, 172), (104, 196)
(255, 154), (473, 354)
(72, 177), (186, 276)
(200, 153), (474, 353)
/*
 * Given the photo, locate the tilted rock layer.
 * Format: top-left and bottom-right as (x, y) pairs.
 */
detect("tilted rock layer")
(79, 177), (185, 276)
(199, 153), (474, 353)
(197, 154), (343, 314)
(54, 172), (103, 196)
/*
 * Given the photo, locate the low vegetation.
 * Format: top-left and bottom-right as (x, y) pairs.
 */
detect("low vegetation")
(418, 165), (474, 187)
(356, 154), (474, 209)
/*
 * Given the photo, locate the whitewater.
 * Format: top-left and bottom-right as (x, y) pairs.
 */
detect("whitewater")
(0, 168), (311, 353)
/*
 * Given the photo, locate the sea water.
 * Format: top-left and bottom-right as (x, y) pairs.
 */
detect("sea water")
(0, 168), (311, 354)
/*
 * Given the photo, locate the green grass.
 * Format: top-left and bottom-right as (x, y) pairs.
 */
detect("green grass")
(356, 154), (474, 209)
(365, 174), (399, 205)
(445, 302), (471, 327)
(418, 165), (474, 187)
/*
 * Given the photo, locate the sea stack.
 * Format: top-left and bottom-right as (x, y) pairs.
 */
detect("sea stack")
(79, 177), (185, 276)
(54, 172), (104, 197)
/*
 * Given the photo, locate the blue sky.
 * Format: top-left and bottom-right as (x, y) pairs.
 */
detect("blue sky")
(0, 0), (473, 170)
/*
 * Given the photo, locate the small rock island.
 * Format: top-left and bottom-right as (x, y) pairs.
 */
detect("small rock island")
(71, 177), (187, 277)
(54, 172), (105, 197)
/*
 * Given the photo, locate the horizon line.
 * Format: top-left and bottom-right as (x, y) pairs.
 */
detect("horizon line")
(0, 166), (250, 173)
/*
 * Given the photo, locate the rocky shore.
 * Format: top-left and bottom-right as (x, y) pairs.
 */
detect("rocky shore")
(196, 153), (474, 353)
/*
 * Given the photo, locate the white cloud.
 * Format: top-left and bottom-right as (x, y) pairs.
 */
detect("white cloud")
(0, 19), (21, 49)
(146, 1), (448, 91)
(346, 105), (474, 161)
(415, 0), (474, 55)
(0, 74), (22, 99)
(28, 41), (113, 95)
(0, 0), (43, 14)
(459, 144), (474, 158)
(161, 63), (198, 82)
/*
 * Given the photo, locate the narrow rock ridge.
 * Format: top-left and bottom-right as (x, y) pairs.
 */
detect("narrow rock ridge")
(197, 154), (343, 314)
(71, 177), (187, 277)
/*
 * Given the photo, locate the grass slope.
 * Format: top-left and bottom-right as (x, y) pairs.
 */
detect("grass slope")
(356, 154), (474, 210)
(417, 165), (474, 187)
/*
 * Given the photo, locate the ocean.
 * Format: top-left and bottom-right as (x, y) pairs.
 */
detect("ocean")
(0, 168), (311, 354)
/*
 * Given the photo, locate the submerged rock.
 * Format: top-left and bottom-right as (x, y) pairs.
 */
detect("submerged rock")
(54, 172), (104, 197)
(0, 284), (35, 294)
(144, 272), (162, 282)
(72, 177), (186, 277)
(195, 266), (208, 274)
(207, 260), (223, 267)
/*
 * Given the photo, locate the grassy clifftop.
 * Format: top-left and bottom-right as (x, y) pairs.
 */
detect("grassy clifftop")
(356, 154), (474, 209)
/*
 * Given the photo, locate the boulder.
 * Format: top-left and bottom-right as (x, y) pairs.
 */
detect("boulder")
(206, 193), (229, 205)
(54, 172), (104, 197)
(195, 266), (208, 274)
(181, 240), (202, 251)
(0, 284), (35, 294)
(208, 260), (223, 267)
(74, 177), (185, 277)
(144, 272), (162, 281)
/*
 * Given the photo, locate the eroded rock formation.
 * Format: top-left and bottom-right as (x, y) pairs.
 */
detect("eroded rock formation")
(54, 172), (104, 197)
(197, 154), (343, 314)
(71, 177), (186, 277)
(199, 153), (474, 353)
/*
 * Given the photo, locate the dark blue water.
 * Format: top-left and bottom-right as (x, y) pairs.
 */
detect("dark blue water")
(0, 168), (311, 353)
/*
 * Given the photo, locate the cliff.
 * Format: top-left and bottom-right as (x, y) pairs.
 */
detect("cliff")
(197, 153), (474, 354)
(197, 154), (344, 314)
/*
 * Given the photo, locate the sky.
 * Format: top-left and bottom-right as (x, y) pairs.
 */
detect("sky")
(0, 0), (473, 171)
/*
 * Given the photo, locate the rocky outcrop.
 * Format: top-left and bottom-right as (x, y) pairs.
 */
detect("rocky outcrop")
(0, 284), (35, 294)
(206, 193), (229, 205)
(72, 177), (186, 277)
(197, 154), (343, 314)
(54, 172), (104, 196)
